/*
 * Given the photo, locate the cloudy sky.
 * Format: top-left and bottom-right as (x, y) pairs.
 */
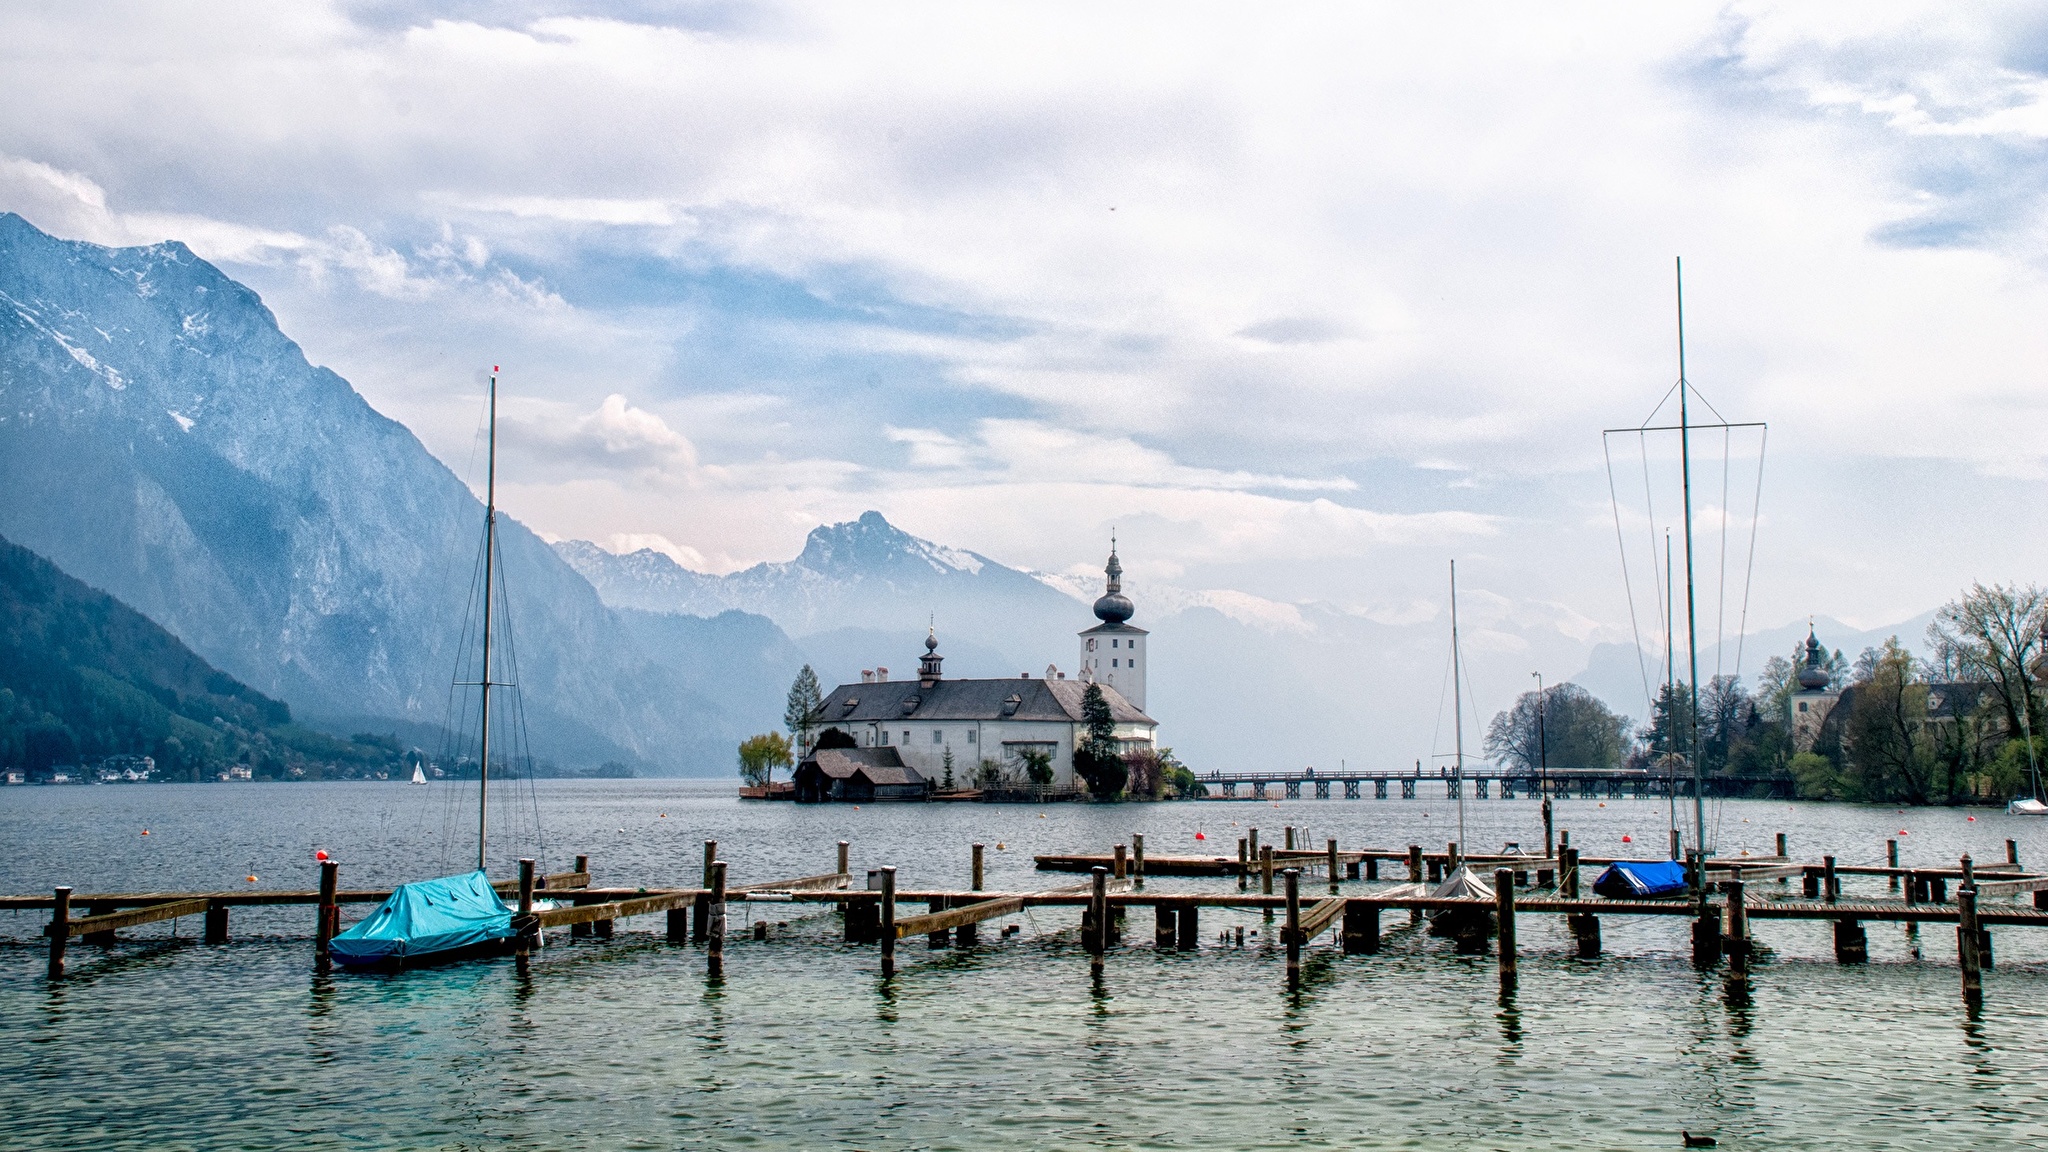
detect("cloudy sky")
(6, 1), (2048, 720)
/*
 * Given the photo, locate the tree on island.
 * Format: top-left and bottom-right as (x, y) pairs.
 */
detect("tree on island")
(737, 732), (793, 787)
(1071, 683), (1125, 798)
(784, 665), (823, 755)
(1485, 682), (1629, 772)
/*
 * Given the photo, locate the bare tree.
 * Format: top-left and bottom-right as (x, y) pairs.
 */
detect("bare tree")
(1927, 582), (2047, 741)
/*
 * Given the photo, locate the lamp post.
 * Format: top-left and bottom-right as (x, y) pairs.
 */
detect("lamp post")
(1533, 672), (1553, 860)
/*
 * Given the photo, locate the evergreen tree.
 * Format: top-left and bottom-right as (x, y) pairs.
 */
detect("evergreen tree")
(784, 665), (823, 754)
(1071, 683), (1125, 797)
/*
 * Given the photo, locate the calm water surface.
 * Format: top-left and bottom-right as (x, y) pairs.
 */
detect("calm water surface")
(4, 781), (2047, 1150)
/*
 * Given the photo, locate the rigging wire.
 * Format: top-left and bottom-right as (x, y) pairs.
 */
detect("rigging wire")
(1715, 424), (1731, 685)
(1731, 427), (1769, 681)
(1602, 436), (1658, 716)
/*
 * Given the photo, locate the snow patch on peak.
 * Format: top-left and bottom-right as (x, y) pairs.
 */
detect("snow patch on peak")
(167, 410), (194, 432)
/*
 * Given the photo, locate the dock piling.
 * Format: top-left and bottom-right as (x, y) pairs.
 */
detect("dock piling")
(1833, 917), (1867, 964)
(46, 886), (70, 979)
(571, 854), (594, 938)
(708, 860), (727, 978)
(1888, 840), (1899, 890)
(1237, 837), (1248, 888)
(694, 840), (717, 942)
(1285, 826), (1295, 851)
(928, 895), (950, 949)
(1824, 855), (1838, 903)
(1958, 883), (1983, 1006)
(1132, 833), (1144, 883)
(316, 860), (339, 964)
(1283, 869), (1301, 990)
(1114, 844), (1127, 880)
(204, 898), (228, 945)
(972, 843), (985, 892)
(1691, 901), (1723, 969)
(1561, 847), (1580, 899)
(838, 841), (850, 877)
(1776, 832), (1788, 859)
(1176, 900), (1199, 950)
(1725, 878), (1749, 974)
(1086, 867), (1108, 966)
(1495, 868), (1517, 988)
(1568, 913), (1600, 959)
(1342, 900), (1380, 954)
(2008, 839), (2020, 867)
(1156, 903), (1177, 948)
(515, 859), (536, 956)
(1327, 839), (1340, 895)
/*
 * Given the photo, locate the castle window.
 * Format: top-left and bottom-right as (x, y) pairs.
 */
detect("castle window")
(1112, 639), (1119, 648)
(1798, 702), (1808, 712)
(902, 731), (910, 745)
(1112, 659), (1118, 667)
(933, 729), (944, 744)
(966, 731), (976, 744)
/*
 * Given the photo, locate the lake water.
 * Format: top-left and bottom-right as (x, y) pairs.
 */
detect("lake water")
(4, 781), (2047, 1150)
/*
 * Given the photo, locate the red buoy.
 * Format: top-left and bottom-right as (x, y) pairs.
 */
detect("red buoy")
(1621, 834), (1633, 844)
(314, 849), (329, 861)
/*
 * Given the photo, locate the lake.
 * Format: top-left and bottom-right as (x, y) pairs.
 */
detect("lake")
(3, 780), (2046, 1150)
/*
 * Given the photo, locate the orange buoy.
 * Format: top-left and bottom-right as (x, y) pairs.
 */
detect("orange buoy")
(314, 849), (329, 861)
(245, 875), (258, 883)
(140, 829), (150, 836)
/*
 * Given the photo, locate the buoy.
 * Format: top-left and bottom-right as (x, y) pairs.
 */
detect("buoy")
(1039, 813), (1046, 819)
(1195, 831), (1206, 840)
(618, 827), (626, 832)
(659, 813), (667, 818)
(1598, 802), (1607, 808)
(996, 842), (1006, 850)
(246, 875), (258, 883)
(1900, 829), (1909, 835)
(1968, 816), (1977, 822)
(141, 829), (150, 836)
(1621, 835), (1633, 844)
(314, 849), (329, 861)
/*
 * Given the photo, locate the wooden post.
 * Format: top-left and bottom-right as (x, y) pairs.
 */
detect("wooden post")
(667, 904), (689, 943)
(1568, 913), (1601, 959)
(1155, 903), (1177, 948)
(1823, 855), (1838, 903)
(1237, 837), (1249, 886)
(1691, 903), (1723, 968)
(1670, 828), (1682, 862)
(316, 860), (339, 964)
(516, 858), (536, 956)
(1543, 796), (1555, 862)
(1283, 868), (1302, 991)
(1248, 827), (1259, 862)
(1342, 900), (1380, 954)
(929, 896), (950, 949)
(1261, 845), (1276, 923)
(1447, 841), (1460, 871)
(1562, 847), (1580, 899)
(838, 840), (850, 877)
(1775, 832), (1787, 859)
(1114, 843), (1127, 880)
(1176, 901), (1199, 950)
(570, 853), (594, 938)
(575, 853), (589, 876)
(1958, 883), (1983, 1007)
(1408, 844), (1425, 924)
(1833, 917), (1867, 964)
(1327, 839), (1340, 895)
(1725, 878), (1749, 974)
(1365, 856), (1379, 881)
(1132, 833), (1145, 882)
(709, 859), (727, 979)
(47, 887), (70, 979)
(694, 840), (717, 942)
(1888, 840), (1899, 890)
(1802, 868), (1820, 899)
(1495, 868), (1516, 987)
(1285, 826), (1296, 851)
(972, 843), (985, 891)
(1087, 866), (1108, 965)
(204, 899), (229, 945)
(2008, 839), (2020, 866)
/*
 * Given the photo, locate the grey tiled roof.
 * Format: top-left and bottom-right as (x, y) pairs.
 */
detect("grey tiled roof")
(803, 747), (926, 786)
(817, 676), (1154, 726)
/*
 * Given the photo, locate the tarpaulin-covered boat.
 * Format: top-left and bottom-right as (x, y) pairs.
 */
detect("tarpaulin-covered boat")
(1592, 859), (1690, 899)
(329, 870), (518, 968)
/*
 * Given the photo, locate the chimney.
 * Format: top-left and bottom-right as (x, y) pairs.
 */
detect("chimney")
(861, 670), (874, 684)
(875, 666), (889, 683)
(1021, 672), (1030, 679)
(1045, 664), (1058, 680)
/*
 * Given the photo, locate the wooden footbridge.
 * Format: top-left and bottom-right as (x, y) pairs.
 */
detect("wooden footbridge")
(1197, 769), (1794, 801)
(11, 830), (2042, 1009)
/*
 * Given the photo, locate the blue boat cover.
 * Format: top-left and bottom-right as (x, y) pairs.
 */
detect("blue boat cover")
(330, 870), (516, 966)
(1592, 859), (1690, 899)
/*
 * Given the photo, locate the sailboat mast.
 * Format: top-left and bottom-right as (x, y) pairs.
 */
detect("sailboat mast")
(478, 368), (498, 873)
(1676, 259), (1706, 869)
(1451, 559), (1466, 854)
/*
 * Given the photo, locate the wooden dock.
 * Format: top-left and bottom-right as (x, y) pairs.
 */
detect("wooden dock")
(16, 831), (2040, 1009)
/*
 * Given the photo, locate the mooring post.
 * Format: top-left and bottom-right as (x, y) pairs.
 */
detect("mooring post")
(204, 898), (229, 945)
(972, 842), (986, 891)
(1408, 845), (1425, 924)
(1248, 827), (1259, 863)
(47, 887), (70, 979)
(1261, 844), (1275, 898)
(1342, 900), (1380, 954)
(1365, 855), (1379, 881)
(1775, 832), (1787, 859)
(1285, 826), (1296, 851)
(1495, 868), (1517, 986)
(1803, 867), (1821, 899)
(1823, 855), (1838, 903)
(708, 859), (727, 978)
(1958, 882), (1983, 1007)
(1691, 900), (1723, 968)
(1087, 866), (1108, 966)
(1725, 878), (1749, 974)
(838, 840), (850, 877)
(1155, 902), (1177, 948)
(1176, 900), (1199, 950)
(1562, 847), (1580, 899)
(1447, 841), (1460, 872)
(569, 854), (594, 938)
(516, 858), (536, 956)
(694, 839), (718, 942)
(1888, 840), (1900, 890)
(1237, 837), (1249, 887)
(1327, 839), (1340, 895)
(1960, 854), (1990, 967)
(1132, 832), (1145, 883)
(1114, 843), (1127, 880)
(1670, 828), (1682, 862)
(575, 853), (589, 878)
(1283, 868), (1302, 990)
(1568, 913), (1601, 959)
(1833, 916), (1867, 964)
(316, 860), (339, 965)
(1905, 870), (1920, 905)
(2008, 839), (2020, 867)
(929, 895), (950, 950)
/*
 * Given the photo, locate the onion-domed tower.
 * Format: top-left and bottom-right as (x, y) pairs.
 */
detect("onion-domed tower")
(1789, 625), (1840, 752)
(1078, 536), (1148, 711)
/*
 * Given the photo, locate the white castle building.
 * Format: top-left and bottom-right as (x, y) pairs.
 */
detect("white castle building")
(809, 542), (1158, 790)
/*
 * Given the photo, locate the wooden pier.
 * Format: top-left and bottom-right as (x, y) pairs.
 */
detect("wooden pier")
(1197, 768), (1795, 801)
(16, 832), (2041, 1008)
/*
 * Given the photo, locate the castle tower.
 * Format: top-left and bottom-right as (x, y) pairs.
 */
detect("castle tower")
(1078, 537), (1148, 711)
(1789, 626), (1839, 752)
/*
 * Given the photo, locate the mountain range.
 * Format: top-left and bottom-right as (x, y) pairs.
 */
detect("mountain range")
(0, 213), (791, 772)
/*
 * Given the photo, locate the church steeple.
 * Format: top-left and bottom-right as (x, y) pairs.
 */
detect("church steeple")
(918, 625), (944, 683)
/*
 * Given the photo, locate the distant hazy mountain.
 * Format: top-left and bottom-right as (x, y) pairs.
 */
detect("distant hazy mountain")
(0, 213), (793, 772)
(559, 511), (1089, 680)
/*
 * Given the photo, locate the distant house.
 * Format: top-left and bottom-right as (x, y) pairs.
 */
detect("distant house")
(793, 747), (932, 802)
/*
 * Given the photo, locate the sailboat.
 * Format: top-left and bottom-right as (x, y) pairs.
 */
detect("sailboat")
(1427, 560), (1497, 946)
(332, 368), (526, 969)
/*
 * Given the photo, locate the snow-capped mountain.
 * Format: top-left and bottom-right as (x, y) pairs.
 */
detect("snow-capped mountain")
(0, 213), (795, 771)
